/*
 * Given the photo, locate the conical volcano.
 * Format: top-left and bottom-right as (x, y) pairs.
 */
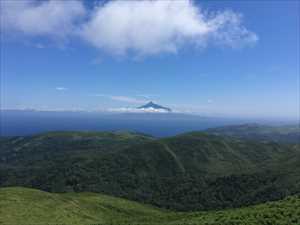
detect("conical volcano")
(137, 101), (172, 112)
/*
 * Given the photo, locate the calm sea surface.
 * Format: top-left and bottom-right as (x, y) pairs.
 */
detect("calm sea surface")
(0, 110), (292, 137)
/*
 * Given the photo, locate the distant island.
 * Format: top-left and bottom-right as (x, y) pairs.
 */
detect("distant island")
(137, 101), (172, 112)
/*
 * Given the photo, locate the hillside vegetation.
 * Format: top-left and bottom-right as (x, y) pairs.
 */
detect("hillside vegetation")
(0, 187), (299, 225)
(1, 129), (299, 211)
(206, 123), (300, 143)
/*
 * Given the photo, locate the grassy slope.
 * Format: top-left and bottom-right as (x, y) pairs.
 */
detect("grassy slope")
(1, 187), (300, 225)
(0, 187), (168, 225)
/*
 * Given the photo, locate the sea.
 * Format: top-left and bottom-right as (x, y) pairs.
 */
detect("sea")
(0, 110), (296, 137)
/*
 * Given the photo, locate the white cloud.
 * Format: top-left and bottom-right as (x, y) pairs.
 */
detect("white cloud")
(1, 0), (258, 56)
(0, 0), (86, 38)
(80, 0), (258, 56)
(92, 94), (147, 104)
(56, 87), (68, 91)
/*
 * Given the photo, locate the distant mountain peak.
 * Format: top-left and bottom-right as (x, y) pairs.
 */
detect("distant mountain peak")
(137, 101), (172, 112)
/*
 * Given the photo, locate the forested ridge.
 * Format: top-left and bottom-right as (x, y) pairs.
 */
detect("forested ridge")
(1, 127), (299, 211)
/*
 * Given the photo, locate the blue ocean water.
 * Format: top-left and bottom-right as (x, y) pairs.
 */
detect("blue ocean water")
(0, 110), (293, 137)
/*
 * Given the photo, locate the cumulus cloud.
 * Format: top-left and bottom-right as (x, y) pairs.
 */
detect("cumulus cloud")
(0, 0), (86, 38)
(1, 0), (258, 56)
(80, 0), (258, 56)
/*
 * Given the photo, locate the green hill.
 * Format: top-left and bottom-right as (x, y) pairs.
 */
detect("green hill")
(1, 131), (299, 211)
(0, 187), (299, 225)
(206, 123), (300, 143)
(0, 131), (153, 164)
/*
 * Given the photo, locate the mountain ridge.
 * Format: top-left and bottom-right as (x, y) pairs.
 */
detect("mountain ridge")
(1, 129), (299, 211)
(206, 123), (300, 143)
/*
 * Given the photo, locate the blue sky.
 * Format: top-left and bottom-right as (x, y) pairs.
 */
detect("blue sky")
(1, 0), (299, 119)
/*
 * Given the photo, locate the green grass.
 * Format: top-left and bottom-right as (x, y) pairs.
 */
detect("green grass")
(1, 187), (299, 225)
